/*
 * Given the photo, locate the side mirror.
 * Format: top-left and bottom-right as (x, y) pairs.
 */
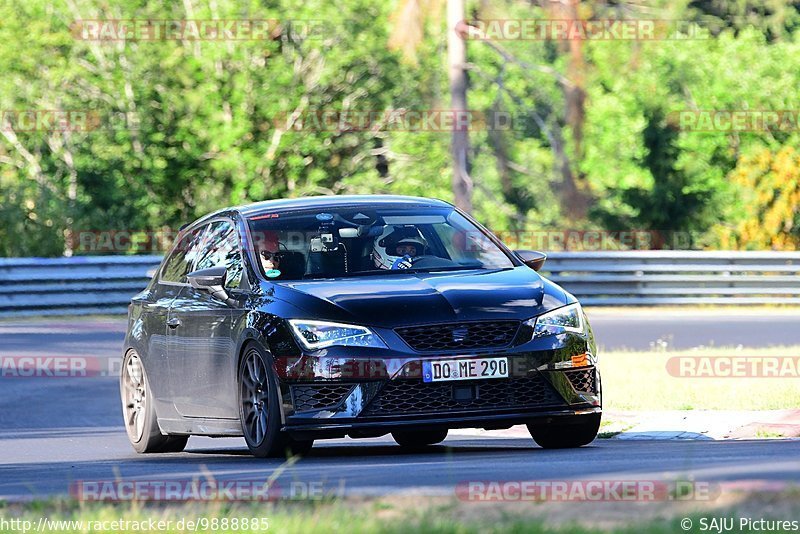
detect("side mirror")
(187, 266), (235, 304)
(515, 250), (547, 271)
(187, 266), (227, 289)
(186, 267), (236, 306)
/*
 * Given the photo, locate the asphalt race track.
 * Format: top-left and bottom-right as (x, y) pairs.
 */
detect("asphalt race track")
(1, 310), (799, 501)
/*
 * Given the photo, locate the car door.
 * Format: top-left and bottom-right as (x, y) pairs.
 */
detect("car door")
(166, 219), (245, 419)
(143, 227), (206, 412)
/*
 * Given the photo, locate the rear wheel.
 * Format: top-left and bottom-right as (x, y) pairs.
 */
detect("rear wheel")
(392, 428), (448, 449)
(527, 413), (601, 449)
(120, 350), (188, 453)
(239, 344), (313, 457)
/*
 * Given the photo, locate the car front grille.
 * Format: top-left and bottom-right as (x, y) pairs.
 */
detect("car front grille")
(290, 384), (355, 413)
(564, 368), (596, 393)
(361, 375), (563, 416)
(395, 320), (520, 352)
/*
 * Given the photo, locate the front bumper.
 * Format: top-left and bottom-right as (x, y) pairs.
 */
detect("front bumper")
(286, 407), (602, 439)
(273, 332), (601, 436)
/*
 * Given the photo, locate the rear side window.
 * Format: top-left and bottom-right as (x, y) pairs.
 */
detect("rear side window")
(193, 221), (244, 289)
(160, 226), (207, 283)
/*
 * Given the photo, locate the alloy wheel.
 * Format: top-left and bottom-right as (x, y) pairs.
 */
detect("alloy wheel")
(122, 353), (147, 441)
(241, 348), (270, 445)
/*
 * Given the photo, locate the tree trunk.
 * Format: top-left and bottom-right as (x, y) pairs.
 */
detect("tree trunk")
(448, 0), (473, 213)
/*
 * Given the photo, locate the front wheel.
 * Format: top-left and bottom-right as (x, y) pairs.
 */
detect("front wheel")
(239, 344), (314, 458)
(527, 413), (601, 449)
(120, 350), (188, 453)
(239, 344), (283, 458)
(392, 428), (448, 449)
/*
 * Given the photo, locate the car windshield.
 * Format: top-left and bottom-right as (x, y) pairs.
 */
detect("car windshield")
(246, 206), (515, 280)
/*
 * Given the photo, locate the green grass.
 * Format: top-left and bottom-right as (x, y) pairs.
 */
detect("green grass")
(596, 419), (635, 439)
(600, 346), (800, 411)
(2, 493), (800, 534)
(0, 498), (792, 534)
(755, 429), (788, 438)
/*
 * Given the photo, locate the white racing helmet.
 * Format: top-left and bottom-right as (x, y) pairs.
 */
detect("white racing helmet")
(371, 227), (428, 269)
(371, 226), (401, 270)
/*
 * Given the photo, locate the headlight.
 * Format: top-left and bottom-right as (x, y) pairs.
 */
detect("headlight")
(287, 319), (387, 350)
(525, 303), (585, 339)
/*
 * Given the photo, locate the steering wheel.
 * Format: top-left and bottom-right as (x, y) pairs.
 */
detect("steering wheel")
(401, 255), (458, 269)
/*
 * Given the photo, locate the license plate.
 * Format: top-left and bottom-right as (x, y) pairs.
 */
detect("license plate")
(422, 357), (509, 383)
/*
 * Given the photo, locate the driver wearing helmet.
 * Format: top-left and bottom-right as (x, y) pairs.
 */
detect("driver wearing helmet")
(390, 237), (426, 269)
(371, 229), (428, 270)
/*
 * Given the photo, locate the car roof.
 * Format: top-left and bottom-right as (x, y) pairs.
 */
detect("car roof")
(183, 195), (454, 231)
(235, 195), (452, 218)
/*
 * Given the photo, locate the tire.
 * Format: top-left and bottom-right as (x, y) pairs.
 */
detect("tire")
(239, 343), (309, 458)
(527, 413), (601, 449)
(392, 428), (448, 449)
(120, 350), (188, 454)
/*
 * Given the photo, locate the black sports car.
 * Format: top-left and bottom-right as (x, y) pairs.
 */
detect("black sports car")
(121, 195), (601, 457)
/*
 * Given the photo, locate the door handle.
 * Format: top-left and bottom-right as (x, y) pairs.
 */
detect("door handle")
(167, 318), (181, 329)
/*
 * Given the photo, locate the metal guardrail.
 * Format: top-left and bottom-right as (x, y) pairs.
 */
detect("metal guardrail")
(1, 251), (799, 316)
(0, 255), (161, 317)
(541, 251), (800, 306)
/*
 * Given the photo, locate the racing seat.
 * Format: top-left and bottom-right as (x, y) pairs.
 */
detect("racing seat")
(277, 251), (306, 280)
(306, 248), (348, 278)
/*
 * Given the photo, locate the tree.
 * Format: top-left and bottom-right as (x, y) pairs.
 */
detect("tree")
(447, 0), (472, 212)
(720, 146), (800, 250)
(0, 0), (430, 256)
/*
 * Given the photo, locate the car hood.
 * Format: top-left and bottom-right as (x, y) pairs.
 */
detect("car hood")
(272, 267), (568, 328)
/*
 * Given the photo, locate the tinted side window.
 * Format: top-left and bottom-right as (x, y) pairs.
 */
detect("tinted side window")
(160, 226), (207, 283)
(193, 221), (244, 289)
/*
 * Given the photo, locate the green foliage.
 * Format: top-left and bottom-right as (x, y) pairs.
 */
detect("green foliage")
(1, 0), (800, 255)
(582, 24), (800, 247)
(590, 107), (720, 247)
(721, 145), (800, 250)
(0, 0), (438, 255)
